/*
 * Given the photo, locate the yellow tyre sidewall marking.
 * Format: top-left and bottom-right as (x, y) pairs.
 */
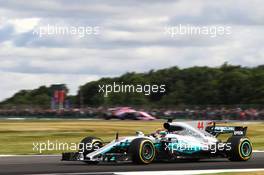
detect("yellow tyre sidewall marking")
(139, 140), (155, 164)
(238, 138), (252, 160)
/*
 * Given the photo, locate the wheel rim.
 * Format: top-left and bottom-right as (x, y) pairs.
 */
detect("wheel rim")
(142, 143), (154, 160)
(240, 141), (252, 157)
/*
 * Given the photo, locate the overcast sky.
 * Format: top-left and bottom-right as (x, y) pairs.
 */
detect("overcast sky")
(0, 0), (263, 101)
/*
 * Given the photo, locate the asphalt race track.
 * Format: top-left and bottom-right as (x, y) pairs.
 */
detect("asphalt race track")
(0, 152), (263, 175)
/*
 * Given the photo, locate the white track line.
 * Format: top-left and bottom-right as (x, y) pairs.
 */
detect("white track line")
(115, 169), (264, 175)
(32, 168), (264, 175)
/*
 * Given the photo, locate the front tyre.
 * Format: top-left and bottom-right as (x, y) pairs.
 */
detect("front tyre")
(79, 136), (103, 157)
(129, 138), (156, 164)
(227, 136), (252, 161)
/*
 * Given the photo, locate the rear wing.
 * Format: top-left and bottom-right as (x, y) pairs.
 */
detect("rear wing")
(205, 123), (248, 136)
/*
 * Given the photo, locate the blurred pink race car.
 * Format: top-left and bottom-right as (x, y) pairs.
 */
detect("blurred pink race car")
(104, 107), (156, 120)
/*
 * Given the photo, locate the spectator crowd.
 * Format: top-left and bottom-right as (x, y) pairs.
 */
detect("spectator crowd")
(0, 106), (263, 120)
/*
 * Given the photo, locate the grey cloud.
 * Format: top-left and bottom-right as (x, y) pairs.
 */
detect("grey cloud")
(0, 0), (263, 100)
(0, 24), (14, 42)
(168, 1), (264, 25)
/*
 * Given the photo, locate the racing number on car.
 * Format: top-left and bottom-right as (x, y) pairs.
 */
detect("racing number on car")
(197, 121), (204, 129)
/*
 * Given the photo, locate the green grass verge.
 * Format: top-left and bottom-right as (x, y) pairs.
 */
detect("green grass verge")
(0, 120), (263, 155)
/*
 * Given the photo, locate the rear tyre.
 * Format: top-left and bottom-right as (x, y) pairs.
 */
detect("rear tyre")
(129, 138), (156, 164)
(227, 136), (252, 161)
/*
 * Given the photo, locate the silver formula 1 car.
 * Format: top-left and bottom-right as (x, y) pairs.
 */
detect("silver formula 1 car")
(62, 120), (252, 164)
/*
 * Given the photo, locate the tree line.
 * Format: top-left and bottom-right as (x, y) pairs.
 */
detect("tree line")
(1, 63), (264, 108)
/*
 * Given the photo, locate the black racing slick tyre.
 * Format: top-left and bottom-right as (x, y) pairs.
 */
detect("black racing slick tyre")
(227, 136), (252, 161)
(79, 136), (103, 157)
(129, 138), (156, 164)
